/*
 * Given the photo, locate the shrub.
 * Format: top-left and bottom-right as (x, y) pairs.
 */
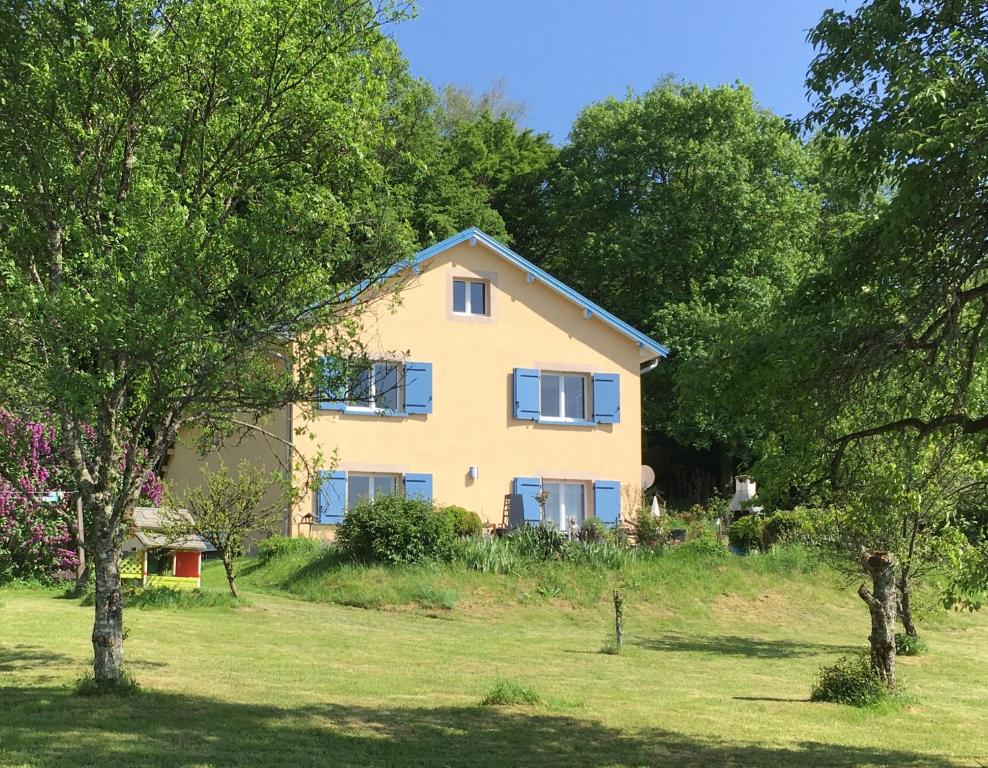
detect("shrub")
(481, 679), (543, 706)
(577, 516), (607, 543)
(630, 507), (664, 548)
(508, 523), (565, 561)
(762, 509), (813, 549)
(896, 632), (928, 656)
(728, 514), (765, 551)
(810, 653), (892, 707)
(337, 495), (456, 565)
(257, 535), (323, 562)
(443, 505), (484, 539)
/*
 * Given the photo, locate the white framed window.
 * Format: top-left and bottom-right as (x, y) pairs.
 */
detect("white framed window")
(542, 481), (586, 531)
(347, 473), (399, 510)
(539, 372), (588, 421)
(452, 279), (488, 316)
(349, 361), (402, 412)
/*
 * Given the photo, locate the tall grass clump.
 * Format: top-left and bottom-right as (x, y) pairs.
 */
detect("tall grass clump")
(257, 535), (324, 563)
(454, 537), (521, 574)
(81, 586), (242, 610)
(481, 679), (543, 706)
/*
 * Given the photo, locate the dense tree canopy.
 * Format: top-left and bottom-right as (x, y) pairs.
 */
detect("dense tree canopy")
(0, 0), (427, 683)
(523, 82), (822, 479)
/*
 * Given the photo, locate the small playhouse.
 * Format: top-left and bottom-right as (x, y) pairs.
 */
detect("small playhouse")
(121, 507), (211, 590)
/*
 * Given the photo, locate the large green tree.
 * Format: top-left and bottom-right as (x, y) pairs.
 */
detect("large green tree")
(0, 0), (418, 685)
(532, 81), (822, 488)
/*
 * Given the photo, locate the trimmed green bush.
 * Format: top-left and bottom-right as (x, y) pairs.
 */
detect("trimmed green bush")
(443, 505), (484, 538)
(896, 632), (928, 656)
(810, 653), (892, 707)
(729, 514), (765, 551)
(577, 516), (607, 543)
(257, 535), (324, 562)
(337, 495), (456, 565)
(630, 507), (665, 548)
(481, 679), (543, 706)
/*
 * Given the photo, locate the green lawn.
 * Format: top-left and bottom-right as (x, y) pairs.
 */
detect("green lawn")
(1, 555), (986, 767)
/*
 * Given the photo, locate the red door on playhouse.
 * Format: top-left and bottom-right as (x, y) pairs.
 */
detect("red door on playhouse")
(173, 551), (200, 578)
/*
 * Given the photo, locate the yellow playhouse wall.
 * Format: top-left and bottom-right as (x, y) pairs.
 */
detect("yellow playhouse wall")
(292, 239), (652, 534)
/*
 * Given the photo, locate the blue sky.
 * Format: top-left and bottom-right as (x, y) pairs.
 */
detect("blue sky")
(390, 0), (845, 142)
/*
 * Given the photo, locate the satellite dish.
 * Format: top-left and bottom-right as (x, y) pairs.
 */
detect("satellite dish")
(640, 465), (655, 490)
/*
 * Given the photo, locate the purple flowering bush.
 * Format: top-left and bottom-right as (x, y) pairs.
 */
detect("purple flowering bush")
(0, 409), (163, 583)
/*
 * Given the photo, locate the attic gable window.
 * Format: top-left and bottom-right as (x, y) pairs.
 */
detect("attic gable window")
(452, 279), (488, 316)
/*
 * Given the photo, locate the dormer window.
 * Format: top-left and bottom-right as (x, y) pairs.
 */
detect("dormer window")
(453, 279), (488, 316)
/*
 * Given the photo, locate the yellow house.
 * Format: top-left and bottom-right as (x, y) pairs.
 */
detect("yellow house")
(165, 229), (667, 537)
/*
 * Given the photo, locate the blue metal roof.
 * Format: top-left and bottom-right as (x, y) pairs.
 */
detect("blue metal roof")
(406, 228), (669, 360)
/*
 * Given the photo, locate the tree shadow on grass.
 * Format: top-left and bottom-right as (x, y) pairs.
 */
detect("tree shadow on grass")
(634, 633), (860, 659)
(0, 645), (75, 672)
(0, 684), (954, 768)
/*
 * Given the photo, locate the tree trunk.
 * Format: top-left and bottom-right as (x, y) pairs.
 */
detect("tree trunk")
(613, 591), (624, 652)
(222, 552), (239, 599)
(898, 571), (918, 637)
(72, 495), (89, 597)
(858, 550), (897, 689)
(91, 537), (125, 684)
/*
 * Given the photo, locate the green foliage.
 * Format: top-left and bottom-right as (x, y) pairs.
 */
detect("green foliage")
(576, 516), (607, 544)
(630, 508), (665, 548)
(442, 506), (484, 539)
(728, 515), (765, 551)
(480, 679), (543, 707)
(453, 537), (520, 575)
(337, 495), (456, 565)
(532, 80), (821, 456)
(810, 653), (894, 708)
(676, 532), (727, 558)
(895, 633), (928, 657)
(257, 535), (324, 563)
(508, 523), (566, 562)
(74, 672), (142, 698)
(762, 509), (814, 549)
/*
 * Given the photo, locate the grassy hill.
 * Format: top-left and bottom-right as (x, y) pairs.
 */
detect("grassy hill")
(1, 548), (986, 767)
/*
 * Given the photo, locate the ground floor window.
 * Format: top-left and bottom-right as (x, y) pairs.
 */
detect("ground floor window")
(347, 473), (399, 510)
(542, 481), (586, 531)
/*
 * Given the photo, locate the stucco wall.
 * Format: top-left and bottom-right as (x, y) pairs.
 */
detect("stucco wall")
(292, 239), (652, 534)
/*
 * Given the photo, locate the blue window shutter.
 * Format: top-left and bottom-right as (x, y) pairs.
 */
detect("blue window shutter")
(317, 470), (347, 523)
(318, 356), (346, 411)
(513, 368), (540, 420)
(594, 480), (621, 527)
(513, 477), (543, 525)
(404, 473), (433, 502)
(592, 373), (621, 424)
(404, 362), (433, 414)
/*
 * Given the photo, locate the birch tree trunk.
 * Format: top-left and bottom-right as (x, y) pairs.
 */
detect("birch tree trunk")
(858, 550), (897, 689)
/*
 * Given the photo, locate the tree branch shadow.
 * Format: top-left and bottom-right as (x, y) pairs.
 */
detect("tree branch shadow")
(0, 684), (954, 768)
(633, 633), (860, 659)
